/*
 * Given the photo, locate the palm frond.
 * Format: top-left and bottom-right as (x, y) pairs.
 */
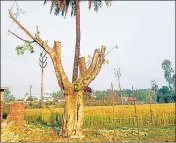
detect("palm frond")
(44, 0), (112, 17)
(44, 0), (48, 5)
(54, 3), (60, 16)
(93, 0), (102, 12)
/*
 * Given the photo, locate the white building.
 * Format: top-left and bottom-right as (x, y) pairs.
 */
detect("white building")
(43, 89), (54, 102)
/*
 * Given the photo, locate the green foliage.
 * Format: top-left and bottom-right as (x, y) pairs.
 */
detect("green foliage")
(115, 45), (118, 49)
(52, 91), (63, 101)
(4, 89), (15, 103)
(133, 89), (155, 102)
(105, 59), (110, 64)
(74, 83), (82, 92)
(95, 91), (105, 100)
(156, 86), (175, 103)
(162, 59), (175, 92)
(16, 42), (34, 56)
(26, 96), (38, 101)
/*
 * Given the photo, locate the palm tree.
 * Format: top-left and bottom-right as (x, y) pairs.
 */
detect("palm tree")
(44, 0), (112, 82)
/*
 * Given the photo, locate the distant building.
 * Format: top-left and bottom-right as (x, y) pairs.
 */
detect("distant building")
(43, 89), (54, 102)
(121, 97), (128, 102)
(127, 96), (136, 102)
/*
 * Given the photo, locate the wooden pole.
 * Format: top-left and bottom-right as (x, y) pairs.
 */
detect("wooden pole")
(29, 85), (32, 97)
(114, 68), (123, 105)
(132, 86), (140, 142)
(39, 50), (47, 108)
(111, 82), (116, 139)
(148, 88), (153, 125)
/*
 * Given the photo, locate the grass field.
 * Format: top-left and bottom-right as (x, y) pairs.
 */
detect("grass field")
(1, 103), (175, 142)
(24, 103), (175, 129)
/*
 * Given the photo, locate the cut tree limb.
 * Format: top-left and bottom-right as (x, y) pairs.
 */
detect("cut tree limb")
(86, 49), (100, 75)
(79, 57), (87, 78)
(76, 46), (106, 87)
(9, 11), (52, 54)
(86, 46), (106, 85)
(50, 41), (71, 91)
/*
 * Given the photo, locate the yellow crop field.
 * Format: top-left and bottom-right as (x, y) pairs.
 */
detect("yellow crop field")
(24, 103), (175, 129)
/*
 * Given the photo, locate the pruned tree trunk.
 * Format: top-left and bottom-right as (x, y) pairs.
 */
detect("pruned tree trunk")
(8, 11), (106, 138)
(49, 41), (106, 137)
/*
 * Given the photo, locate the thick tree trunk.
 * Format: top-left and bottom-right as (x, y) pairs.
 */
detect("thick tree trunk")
(60, 86), (84, 138)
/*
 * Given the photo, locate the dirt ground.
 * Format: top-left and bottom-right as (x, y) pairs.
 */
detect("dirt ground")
(1, 120), (175, 142)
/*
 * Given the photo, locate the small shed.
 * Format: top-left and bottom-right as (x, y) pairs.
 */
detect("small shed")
(0, 87), (9, 101)
(127, 96), (136, 102)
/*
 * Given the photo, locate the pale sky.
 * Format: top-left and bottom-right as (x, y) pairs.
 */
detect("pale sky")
(1, 1), (175, 99)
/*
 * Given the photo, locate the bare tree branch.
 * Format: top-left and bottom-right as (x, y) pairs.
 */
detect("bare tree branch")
(8, 30), (34, 43)
(39, 58), (43, 63)
(43, 57), (47, 63)
(39, 63), (42, 68)
(42, 52), (47, 58)
(43, 62), (47, 68)
(8, 11), (52, 54)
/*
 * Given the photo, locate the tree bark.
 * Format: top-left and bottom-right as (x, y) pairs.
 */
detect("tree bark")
(59, 86), (84, 138)
(72, 0), (81, 82)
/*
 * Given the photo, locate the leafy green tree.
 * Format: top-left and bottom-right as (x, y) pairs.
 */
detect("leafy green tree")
(95, 90), (105, 100)
(4, 89), (15, 103)
(162, 59), (175, 94)
(156, 86), (174, 103)
(52, 91), (63, 101)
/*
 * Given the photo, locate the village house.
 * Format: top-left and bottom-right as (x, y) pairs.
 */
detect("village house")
(127, 96), (136, 102)
(43, 89), (54, 102)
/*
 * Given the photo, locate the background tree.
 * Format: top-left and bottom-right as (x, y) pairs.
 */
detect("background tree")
(4, 89), (15, 103)
(52, 91), (63, 101)
(156, 86), (173, 103)
(162, 59), (175, 95)
(95, 90), (105, 100)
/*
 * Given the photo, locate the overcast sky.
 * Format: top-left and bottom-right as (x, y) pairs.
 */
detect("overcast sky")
(1, 1), (175, 99)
